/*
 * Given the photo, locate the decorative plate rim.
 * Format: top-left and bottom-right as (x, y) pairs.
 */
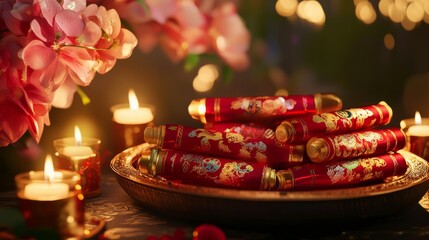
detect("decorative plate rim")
(110, 143), (429, 201)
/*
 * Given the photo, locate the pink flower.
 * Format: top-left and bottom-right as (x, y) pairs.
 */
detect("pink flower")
(209, 3), (250, 70)
(107, 0), (250, 70)
(0, 35), (50, 147)
(0, 0), (137, 146)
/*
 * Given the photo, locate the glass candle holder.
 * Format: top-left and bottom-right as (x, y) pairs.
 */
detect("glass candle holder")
(15, 170), (85, 239)
(53, 138), (101, 198)
(111, 103), (155, 154)
(400, 117), (429, 160)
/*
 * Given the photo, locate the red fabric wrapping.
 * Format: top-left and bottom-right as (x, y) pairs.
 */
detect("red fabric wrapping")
(277, 102), (392, 144)
(157, 149), (269, 190)
(307, 128), (406, 163)
(204, 122), (276, 139)
(278, 152), (407, 190)
(203, 95), (317, 123)
(159, 124), (305, 168)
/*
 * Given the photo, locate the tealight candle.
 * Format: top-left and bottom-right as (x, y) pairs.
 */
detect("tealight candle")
(408, 125), (429, 137)
(401, 111), (429, 160)
(111, 88), (155, 154)
(25, 157), (68, 200)
(15, 155), (85, 239)
(54, 126), (101, 198)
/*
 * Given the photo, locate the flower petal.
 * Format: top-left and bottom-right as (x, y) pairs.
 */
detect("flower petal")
(146, 0), (178, 23)
(51, 78), (77, 108)
(30, 18), (56, 42)
(59, 47), (97, 85)
(79, 21), (102, 46)
(38, 0), (62, 26)
(55, 10), (85, 37)
(62, 0), (87, 12)
(22, 40), (56, 70)
(0, 102), (28, 146)
(103, 28), (138, 59)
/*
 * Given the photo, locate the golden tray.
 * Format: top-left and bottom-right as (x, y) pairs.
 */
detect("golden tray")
(110, 143), (429, 225)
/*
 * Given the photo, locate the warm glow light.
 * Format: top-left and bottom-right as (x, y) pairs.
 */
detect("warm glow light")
(128, 89), (139, 110)
(388, 3), (405, 23)
(384, 33), (395, 50)
(198, 64), (219, 81)
(216, 36), (226, 51)
(415, 111), (422, 125)
(356, 1), (376, 24)
(275, 88), (289, 96)
(276, 0), (298, 17)
(401, 16), (416, 31)
(305, 0), (325, 25)
(378, 0), (390, 16)
(297, 1), (308, 20)
(193, 76), (214, 92)
(44, 154), (55, 182)
(406, 1), (424, 23)
(74, 125), (82, 145)
(192, 64), (219, 92)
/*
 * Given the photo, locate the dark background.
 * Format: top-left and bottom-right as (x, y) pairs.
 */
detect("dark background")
(2, 0), (429, 187)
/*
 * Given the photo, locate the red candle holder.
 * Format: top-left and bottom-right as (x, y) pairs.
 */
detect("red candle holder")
(15, 170), (85, 238)
(53, 137), (101, 198)
(400, 117), (429, 160)
(111, 103), (155, 154)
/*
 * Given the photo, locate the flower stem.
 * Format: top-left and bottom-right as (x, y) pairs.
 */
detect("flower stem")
(76, 87), (91, 105)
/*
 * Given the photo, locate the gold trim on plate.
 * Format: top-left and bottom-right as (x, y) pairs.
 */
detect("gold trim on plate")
(110, 143), (429, 225)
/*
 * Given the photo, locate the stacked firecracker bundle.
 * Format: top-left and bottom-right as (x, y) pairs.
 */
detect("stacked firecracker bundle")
(139, 93), (408, 191)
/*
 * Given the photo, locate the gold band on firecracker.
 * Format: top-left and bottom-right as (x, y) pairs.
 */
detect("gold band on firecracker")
(188, 98), (207, 123)
(275, 101), (393, 144)
(138, 147), (161, 175)
(261, 167), (277, 190)
(306, 128), (406, 163)
(276, 169), (294, 190)
(144, 126), (165, 146)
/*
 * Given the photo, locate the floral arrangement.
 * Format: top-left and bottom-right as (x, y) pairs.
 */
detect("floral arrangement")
(0, 0), (250, 147)
(0, 0), (137, 147)
(99, 0), (250, 71)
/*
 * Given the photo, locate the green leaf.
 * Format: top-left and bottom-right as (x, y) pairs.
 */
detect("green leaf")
(136, 0), (151, 16)
(184, 54), (200, 72)
(221, 66), (234, 84)
(76, 87), (91, 106)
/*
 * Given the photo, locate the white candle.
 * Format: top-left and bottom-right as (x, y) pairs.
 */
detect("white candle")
(62, 126), (93, 157)
(24, 155), (69, 201)
(113, 89), (154, 124)
(408, 125), (429, 137)
(407, 111), (429, 137)
(63, 145), (93, 157)
(24, 182), (69, 201)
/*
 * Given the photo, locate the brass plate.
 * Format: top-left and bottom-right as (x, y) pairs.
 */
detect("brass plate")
(110, 143), (429, 225)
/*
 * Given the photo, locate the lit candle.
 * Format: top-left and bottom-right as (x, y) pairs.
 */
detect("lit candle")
(62, 126), (94, 158)
(113, 89), (154, 124)
(53, 126), (101, 198)
(111, 89), (155, 154)
(24, 155), (69, 201)
(15, 157), (84, 238)
(405, 111), (429, 160)
(408, 111), (429, 137)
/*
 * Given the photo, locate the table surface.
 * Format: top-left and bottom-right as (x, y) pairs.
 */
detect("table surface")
(2, 167), (429, 240)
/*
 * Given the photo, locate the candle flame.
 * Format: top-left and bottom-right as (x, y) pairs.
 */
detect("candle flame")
(128, 89), (139, 110)
(44, 154), (55, 182)
(74, 125), (82, 145)
(415, 111), (422, 125)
